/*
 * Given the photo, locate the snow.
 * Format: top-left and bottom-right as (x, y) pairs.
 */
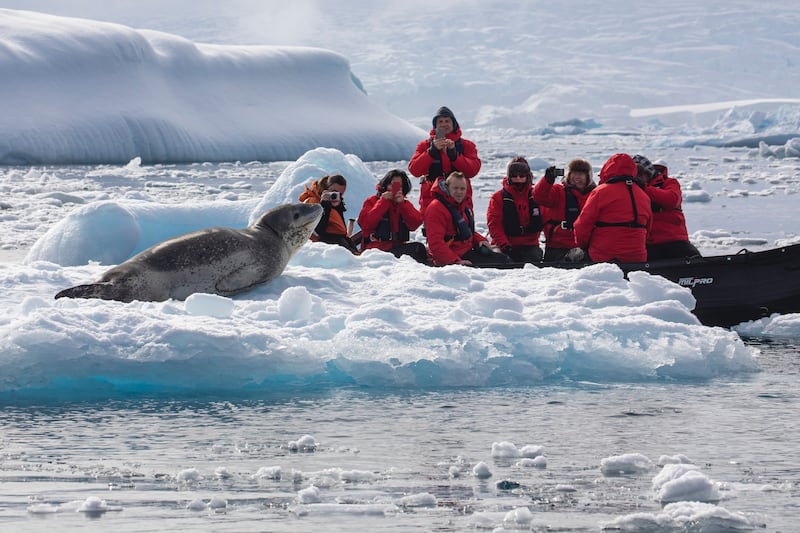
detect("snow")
(0, 9), (424, 165)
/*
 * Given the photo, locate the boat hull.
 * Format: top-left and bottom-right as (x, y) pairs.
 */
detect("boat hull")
(528, 245), (800, 327)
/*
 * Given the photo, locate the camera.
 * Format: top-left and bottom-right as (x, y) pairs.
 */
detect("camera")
(554, 168), (565, 176)
(327, 191), (340, 201)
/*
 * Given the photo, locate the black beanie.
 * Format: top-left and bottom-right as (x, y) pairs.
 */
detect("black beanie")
(432, 106), (460, 131)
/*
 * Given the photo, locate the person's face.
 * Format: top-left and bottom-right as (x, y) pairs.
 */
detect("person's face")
(569, 171), (589, 190)
(327, 183), (345, 205)
(435, 116), (453, 134)
(508, 172), (529, 191)
(447, 178), (468, 203)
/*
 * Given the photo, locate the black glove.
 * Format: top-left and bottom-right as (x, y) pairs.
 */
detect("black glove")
(446, 147), (457, 161)
(544, 166), (558, 183)
(428, 139), (441, 159)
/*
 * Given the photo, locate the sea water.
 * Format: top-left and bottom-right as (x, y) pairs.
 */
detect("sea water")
(0, 337), (797, 532)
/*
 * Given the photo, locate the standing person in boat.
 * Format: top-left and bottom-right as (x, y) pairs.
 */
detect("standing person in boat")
(357, 169), (429, 264)
(299, 174), (359, 254)
(632, 155), (702, 261)
(533, 158), (596, 262)
(486, 156), (544, 263)
(424, 171), (511, 267)
(408, 106), (481, 215)
(572, 153), (652, 263)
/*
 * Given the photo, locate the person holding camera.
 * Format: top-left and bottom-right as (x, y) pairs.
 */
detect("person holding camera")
(532, 158), (597, 261)
(357, 169), (429, 264)
(299, 174), (359, 254)
(486, 156), (544, 263)
(572, 153), (652, 263)
(408, 106), (481, 216)
(632, 155), (701, 261)
(424, 172), (510, 267)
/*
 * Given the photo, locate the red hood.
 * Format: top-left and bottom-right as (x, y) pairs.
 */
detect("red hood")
(599, 153), (637, 184)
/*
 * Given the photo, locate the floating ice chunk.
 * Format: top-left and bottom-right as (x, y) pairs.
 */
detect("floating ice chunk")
(252, 465), (282, 480)
(517, 456), (547, 468)
(603, 501), (755, 530)
(473, 461), (492, 479)
(288, 434), (317, 452)
(176, 467), (201, 483)
(503, 506), (534, 526)
(520, 444), (544, 458)
(208, 496), (228, 511)
(653, 464), (721, 503)
(214, 466), (233, 479)
(186, 499), (207, 511)
(398, 492), (436, 507)
(600, 453), (653, 475)
(491, 441), (521, 458)
(658, 454), (694, 466)
(297, 485), (321, 504)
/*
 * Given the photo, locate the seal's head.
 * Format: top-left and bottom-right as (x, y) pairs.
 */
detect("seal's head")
(254, 203), (322, 254)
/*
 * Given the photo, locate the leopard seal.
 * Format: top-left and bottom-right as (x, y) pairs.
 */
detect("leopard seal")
(55, 203), (323, 302)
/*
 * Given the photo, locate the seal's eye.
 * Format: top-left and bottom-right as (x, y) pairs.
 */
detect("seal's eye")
(293, 212), (300, 220)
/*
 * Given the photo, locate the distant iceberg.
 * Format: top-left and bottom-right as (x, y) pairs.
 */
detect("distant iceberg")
(0, 9), (425, 165)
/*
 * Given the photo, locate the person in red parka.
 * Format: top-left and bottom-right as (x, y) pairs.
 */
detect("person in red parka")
(533, 158), (596, 262)
(486, 156), (544, 263)
(424, 172), (510, 267)
(408, 106), (481, 215)
(573, 153), (652, 263)
(632, 155), (701, 261)
(357, 169), (428, 264)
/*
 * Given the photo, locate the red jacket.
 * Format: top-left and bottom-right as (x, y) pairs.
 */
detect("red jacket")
(408, 127), (480, 214)
(424, 180), (487, 265)
(486, 178), (541, 248)
(532, 176), (593, 250)
(357, 195), (423, 252)
(646, 164), (690, 245)
(573, 154), (652, 262)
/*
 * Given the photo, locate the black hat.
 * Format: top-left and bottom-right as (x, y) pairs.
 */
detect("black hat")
(432, 106), (460, 131)
(632, 154), (655, 178)
(506, 156), (532, 179)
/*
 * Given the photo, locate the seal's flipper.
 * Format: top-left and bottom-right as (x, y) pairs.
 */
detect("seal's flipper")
(55, 283), (132, 302)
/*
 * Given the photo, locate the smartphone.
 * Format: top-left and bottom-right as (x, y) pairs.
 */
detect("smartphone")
(391, 181), (402, 196)
(435, 127), (446, 140)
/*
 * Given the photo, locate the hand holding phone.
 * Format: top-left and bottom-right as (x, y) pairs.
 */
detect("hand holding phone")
(435, 127), (446, 140)
(391, 181), (402, 197)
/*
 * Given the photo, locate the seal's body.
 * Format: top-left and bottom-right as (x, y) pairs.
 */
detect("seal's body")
(55, 203), (323, 302)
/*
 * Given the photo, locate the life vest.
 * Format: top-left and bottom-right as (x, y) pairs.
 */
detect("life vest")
(372, 210), (410, 242)
(502, 189), (543, 236)
(424, 138), (465, 182)
(433, 189), (474, 241)
(595, 176), (648, 229)
(545, 185), (581, 239)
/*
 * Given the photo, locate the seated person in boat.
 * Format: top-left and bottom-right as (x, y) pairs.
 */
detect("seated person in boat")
(533, 158), (596, 262)
(486, 156), (544, 263)
(299, 174), (359, 254)
(408, 106), (481, 216)
(424, 171), (511, 267)
(357, 169), (429, 264)
(632, 155), (702, 261)
(572, 153), (652, 263)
